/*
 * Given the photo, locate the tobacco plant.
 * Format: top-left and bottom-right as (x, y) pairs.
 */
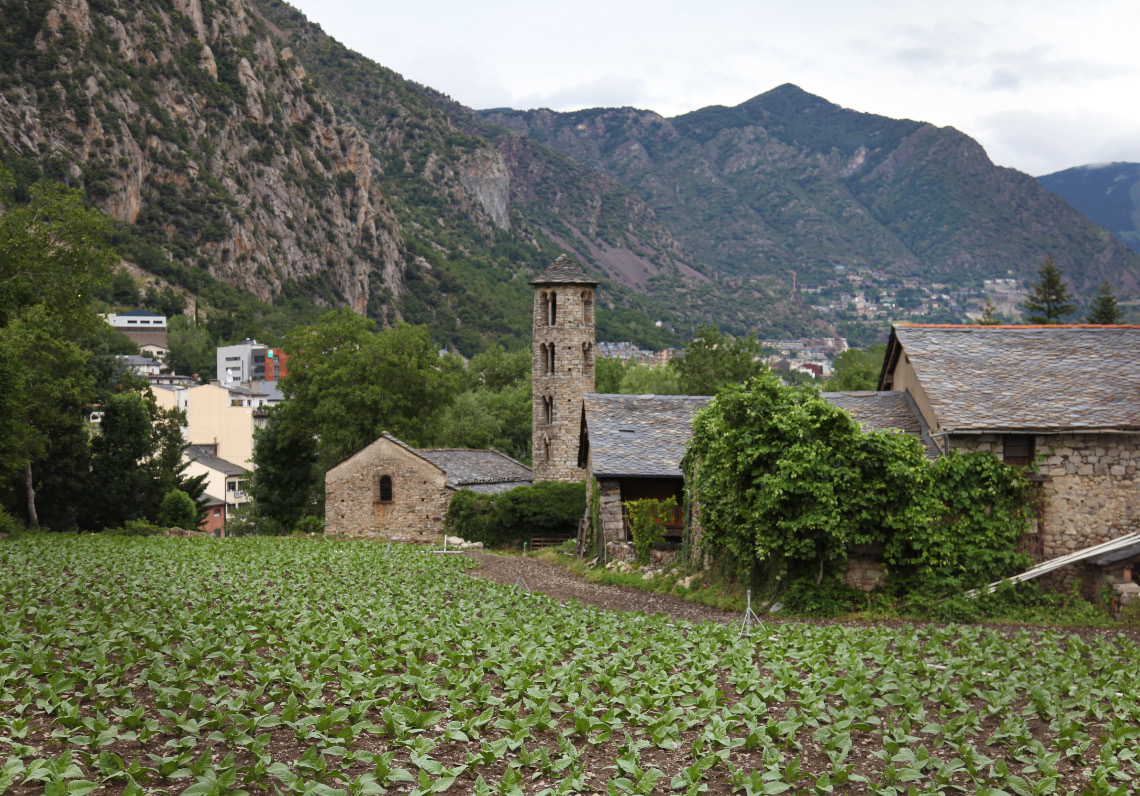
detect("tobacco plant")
(0, 536), (1137, 795)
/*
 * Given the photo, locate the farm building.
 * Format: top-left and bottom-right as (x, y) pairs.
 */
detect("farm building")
(879, 324), (1140, 572)
(577, 390), (937, 562)
(324, 433), (533, 541)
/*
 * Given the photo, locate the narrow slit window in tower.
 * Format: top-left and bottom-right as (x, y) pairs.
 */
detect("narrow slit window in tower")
(549, 292), (558, 325)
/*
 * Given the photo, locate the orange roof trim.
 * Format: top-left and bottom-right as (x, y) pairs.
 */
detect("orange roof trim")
(895, 323), (1140, 330)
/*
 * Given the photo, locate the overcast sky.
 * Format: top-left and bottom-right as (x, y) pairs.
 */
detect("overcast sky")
(286, 0), (1140, 177)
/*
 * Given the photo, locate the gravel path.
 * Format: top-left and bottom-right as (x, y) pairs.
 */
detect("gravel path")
(464, 551), (1140, 642)
(464, 551), (739, 625)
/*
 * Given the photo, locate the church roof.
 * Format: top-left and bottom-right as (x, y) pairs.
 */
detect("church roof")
(416, 448), (534, 492)
(529, 255), (598, 286)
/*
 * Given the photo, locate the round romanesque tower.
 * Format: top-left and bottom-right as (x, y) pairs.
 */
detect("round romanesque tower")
(530, 255), (598, 482)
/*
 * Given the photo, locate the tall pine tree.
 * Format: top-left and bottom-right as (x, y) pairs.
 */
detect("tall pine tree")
(1086, 280), (1122, 324)
(1023, 257), (1076, 324)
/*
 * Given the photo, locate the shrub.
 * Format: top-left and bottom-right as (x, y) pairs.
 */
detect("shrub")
(293, 515), (324, 535)
(685, 372), (938, 581)
(445, 481), (586, 548)
(625, 496), (675, 564)
(780, 575), (862, 618)
(158, 489), (198, 529)
(1120, 598), (1140, 627)
(0, 505), (23, 536)
(104, 518), (164, 536)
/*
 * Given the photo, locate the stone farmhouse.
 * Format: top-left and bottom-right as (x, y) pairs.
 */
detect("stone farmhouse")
(324, 433), (532, 540)
(879, 324), (1140, 577)
(576, 389), (938, 563)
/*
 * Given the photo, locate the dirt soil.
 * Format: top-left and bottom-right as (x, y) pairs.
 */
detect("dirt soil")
(465, 551), (1140, 643)
(466, 552), (748, 626)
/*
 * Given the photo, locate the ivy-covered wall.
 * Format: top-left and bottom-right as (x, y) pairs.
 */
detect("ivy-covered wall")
(951, 432), (1140, 584)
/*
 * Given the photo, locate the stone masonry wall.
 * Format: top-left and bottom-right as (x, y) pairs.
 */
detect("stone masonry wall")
(598, 479), (625, 544)
(532, 284), (595, 482)
(325, 438), (450, 542)
(950, 433), (1140, 589)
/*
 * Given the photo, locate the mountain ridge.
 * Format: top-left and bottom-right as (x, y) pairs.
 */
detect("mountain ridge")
(2, 0), (1137, 353)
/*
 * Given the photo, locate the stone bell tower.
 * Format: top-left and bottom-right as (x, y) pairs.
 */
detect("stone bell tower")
(531, 255), (598, 482)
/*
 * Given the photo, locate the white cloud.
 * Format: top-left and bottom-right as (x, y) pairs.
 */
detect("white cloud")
(286, 0), (1140, 174)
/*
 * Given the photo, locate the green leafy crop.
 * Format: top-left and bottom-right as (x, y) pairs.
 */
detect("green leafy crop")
(0, 535), (1136, 795)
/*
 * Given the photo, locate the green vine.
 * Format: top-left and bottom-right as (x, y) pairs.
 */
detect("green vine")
(624, 496), (676, 565)
(684, 372), (1032, 589)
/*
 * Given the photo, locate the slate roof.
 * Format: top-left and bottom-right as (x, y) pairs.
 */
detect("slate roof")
(583, 390), (941, 477)
(583, 394), (711, 477)
(416, 448), (533, 492)
(820, 391), (940, 458)
(529, 254), (598, 286)
(882, 325), (1140, 432)
(186, 445), (246, 476)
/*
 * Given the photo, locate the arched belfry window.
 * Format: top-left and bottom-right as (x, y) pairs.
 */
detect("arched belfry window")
(547, 343), (556, 374)
(376, 474), (393, 503)
(583, 342), (595, 376)
(549, 292), (558, 325)
(543, 436), (551, 462)
(582, 291), (593, 325)
(544, 395), (553, 424)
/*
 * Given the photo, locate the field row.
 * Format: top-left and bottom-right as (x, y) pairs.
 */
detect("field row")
(1, 536), (1138, 795)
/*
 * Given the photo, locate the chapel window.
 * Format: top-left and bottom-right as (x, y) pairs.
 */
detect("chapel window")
(376, 474), (393, 503)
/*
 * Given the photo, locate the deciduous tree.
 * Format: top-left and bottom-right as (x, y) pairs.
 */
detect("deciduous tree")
(671, 324), (766, 395)
(280, 309), (452, 466)
(0, 170), (117, 329)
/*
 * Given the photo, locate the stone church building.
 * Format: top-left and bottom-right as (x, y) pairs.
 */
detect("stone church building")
(322, 254), (595, 540)
(323, 434), (532, 540)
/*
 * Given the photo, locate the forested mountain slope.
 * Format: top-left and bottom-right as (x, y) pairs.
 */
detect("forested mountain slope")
(3, 0), (1136, 352)
(483, 85), (1140, 297)
(1039, 162), (1140, 257)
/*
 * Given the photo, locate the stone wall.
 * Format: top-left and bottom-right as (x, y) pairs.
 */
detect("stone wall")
(597, 478), (625, 544)
(532, 284), (595, 482)
(324, 437), (450, 542)
(950, 433), (1140, 558)
(950, 432), (1140, 591)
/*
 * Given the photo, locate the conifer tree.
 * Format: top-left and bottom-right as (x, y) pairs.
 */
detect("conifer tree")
(1085, 280), (1122, 324)
(1023, 257), (1076, 324)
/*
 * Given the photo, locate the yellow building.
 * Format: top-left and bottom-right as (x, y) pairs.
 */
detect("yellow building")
(152, 383), (258, 468)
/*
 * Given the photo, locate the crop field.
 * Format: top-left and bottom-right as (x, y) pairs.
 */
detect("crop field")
(1, 536), (1138, 796)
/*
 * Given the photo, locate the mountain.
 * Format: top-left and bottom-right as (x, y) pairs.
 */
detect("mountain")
(1038, 163), (1140, 256)
(482, 85), (1140, 298)
(0, 0), (720, 353)
(2, 0), (1137, 354)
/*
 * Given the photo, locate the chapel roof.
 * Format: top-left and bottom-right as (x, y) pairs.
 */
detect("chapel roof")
(820, 391), (939, 458)
(582, 389), (941, 478)
(582, 394), (711, 478)
(415, 447), (534, 491)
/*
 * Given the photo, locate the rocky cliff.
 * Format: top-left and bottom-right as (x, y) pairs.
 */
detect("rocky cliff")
(0, 0), (408, 318)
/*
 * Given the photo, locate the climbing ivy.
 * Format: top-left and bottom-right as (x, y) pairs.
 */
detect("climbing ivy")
(684, 372), (1032, 591)
(624, 496), (676, 565)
